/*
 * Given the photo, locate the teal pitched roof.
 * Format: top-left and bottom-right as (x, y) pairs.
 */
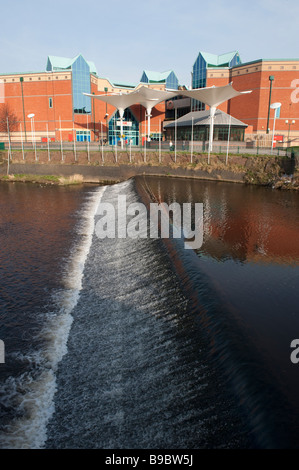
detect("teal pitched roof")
(141, 70), (173, 83)
(46, 54), (98, 75)
(199, 51), (240, 67)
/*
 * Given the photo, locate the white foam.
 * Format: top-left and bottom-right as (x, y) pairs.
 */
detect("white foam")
(0, 185), (107, 449)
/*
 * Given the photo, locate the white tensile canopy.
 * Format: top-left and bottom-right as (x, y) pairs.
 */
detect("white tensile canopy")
(84, 86), (177, 147)
(84, 82), (251, 149)
(133, 86), (178, 141)
(176, 83), (252, 152)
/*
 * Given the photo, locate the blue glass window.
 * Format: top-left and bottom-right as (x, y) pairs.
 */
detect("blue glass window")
(72, 55), (91, 114)
(166, 72), (178, 90)
(192, 54), (207, 111)
(108, 109), (139, 146)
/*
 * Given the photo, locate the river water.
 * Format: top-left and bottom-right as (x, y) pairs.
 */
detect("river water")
(0, 177), (298, 449)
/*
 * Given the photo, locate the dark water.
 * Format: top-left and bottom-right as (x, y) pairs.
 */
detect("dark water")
(0, 182), (100, 448)
(0, 177), (299, 448)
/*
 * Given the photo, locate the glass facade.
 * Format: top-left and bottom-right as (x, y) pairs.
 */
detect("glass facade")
(192, 54), (207, 112)
(76, 130), (91, 142)
(140, 71), (178, 90)
(108, 109), (139, 146)
(192, 54), (207, 90)
(166, 126), (245, 142)
(191, 52), (241, 111)
(72, 55), (92, 114)
(166, 72), (178, 90)
(230, 54), (241, 68)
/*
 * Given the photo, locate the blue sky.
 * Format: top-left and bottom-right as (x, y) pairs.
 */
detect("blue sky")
(1, 0), (298, 87)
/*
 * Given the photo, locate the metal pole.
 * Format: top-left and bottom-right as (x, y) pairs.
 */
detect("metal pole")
(86, 114), (90, 162)
(159, 119), (161, 163)
(174, 106), (177, 163)
(92, 92), (96, 141)
(144, 111), (146, 163)
(59, 116), (64, 161)
(20, 123), (25, 160)
(208, 107), (216, 165)
(7, 118), (11, 174)
(267, 76), (274, 134)
(129, 139), (132, 163)
(120, 117), (124, 150)
(73, 128), (77, 162)
(30, 117), (34, 148)
(271, 109), (277, 154)
(101, 121), (104, 164)
(191, 116), (194, 164)
(33, 117), (37, 161)
(46, 123), (50, 161)
(226, 114), (232, 165)
(20, 77), (27, 142)
(147, 107), (151, 142)
(114, 116), (118, 163)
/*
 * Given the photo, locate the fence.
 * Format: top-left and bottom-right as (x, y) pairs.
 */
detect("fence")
(0, 139), (290, 158)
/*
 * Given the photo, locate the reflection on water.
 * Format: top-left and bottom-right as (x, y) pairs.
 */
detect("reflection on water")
(140, 176), (299, 448)
(1, 177), (299, 449)
(143, 176), (299, 265)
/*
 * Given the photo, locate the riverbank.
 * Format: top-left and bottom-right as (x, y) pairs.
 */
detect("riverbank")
(0, 150), (298, 190)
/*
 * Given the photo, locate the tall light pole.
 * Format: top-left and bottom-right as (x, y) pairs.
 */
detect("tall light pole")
(28, 113), (37, 161)
(266, 76), (275, 134)
(270, 102), (281, 153)
(285, 119), (295, 144)
(92, 92), (96, 141)
(20, 77), (27, 142)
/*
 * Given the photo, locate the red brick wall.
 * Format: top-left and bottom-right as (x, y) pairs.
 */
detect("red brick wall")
(2, 76), (73, 140)
(229, 69), (299, 134)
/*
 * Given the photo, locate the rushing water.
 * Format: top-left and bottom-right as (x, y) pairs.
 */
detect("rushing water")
(0, 177), (299, 449)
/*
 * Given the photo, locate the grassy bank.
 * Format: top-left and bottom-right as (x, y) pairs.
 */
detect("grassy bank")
(0, 173), (87, 185)
(0, 151), (298, 190)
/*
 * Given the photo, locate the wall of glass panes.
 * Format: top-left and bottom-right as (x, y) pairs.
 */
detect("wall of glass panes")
(165, 126), (245, 142)
(166, 71), (179, 90)
(76, 130), (91, 142)
(108, 109), (139, 146)
(149, 132), (162, 141)
(192, 54), (207, 111)
(229, 53), (241, 67)
(192, 54), (207, 89)
(72, 55), (92, 114)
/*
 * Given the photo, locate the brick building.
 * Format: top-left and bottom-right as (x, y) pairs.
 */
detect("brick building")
(190, 51), (299, 146)
(0, 54), (177, 145)
(0, 52), (298, 147)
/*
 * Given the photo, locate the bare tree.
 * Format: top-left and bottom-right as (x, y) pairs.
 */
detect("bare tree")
(0, 104), (19, 134)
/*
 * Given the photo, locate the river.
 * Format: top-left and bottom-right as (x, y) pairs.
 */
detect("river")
(0, 177), (298, 449)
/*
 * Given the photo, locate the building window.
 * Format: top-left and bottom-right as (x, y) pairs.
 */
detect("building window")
(49, 97), (53, 108)
(76, 130), (91, 142)
(108, 108), (139, 146)
(72, 55), (91, 114)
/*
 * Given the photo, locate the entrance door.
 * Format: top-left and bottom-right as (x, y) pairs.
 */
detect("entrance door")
(108, 109), (139, 146)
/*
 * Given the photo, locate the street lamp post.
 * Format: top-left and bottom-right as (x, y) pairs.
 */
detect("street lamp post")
(285, 119), (295, 144)
(267, 76), (275, 134)
(270, 102), (281, 153)
(27, 113), (37, 161)
(20, 77), (27, 142)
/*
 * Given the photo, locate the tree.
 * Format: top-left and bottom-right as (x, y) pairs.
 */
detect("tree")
(0, 103), (19, 134)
